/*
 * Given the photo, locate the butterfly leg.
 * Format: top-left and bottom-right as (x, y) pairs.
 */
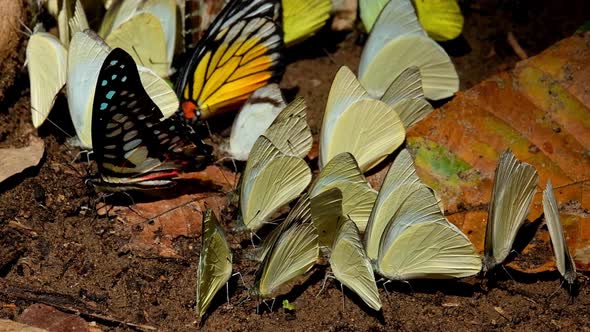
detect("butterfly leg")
(232, 271), (246, 287)
(401, 280), (414, 293)
(340, 283), (345, 311)
(316, 272), (334, 298)
(382, 280), (392, 294)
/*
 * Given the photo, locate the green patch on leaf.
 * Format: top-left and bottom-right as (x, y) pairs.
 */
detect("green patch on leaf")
(408, 137), (476, 187)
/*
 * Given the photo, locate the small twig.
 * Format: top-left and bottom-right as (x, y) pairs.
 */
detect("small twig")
(507, 32), (528, 60)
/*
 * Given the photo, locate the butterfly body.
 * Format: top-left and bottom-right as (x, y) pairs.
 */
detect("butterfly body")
(176, 0), (284, 125)
(91, 48), (210, 192)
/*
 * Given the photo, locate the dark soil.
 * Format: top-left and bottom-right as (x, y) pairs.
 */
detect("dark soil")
(1, 1), (590, 331)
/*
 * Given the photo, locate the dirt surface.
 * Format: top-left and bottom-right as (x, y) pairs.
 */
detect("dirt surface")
(1, 1), (590, 331)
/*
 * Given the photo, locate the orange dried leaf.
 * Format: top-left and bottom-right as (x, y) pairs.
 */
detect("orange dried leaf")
(406, 33), (590, 272)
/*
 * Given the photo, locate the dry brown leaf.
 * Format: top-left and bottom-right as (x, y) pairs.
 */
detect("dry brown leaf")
(178, 165), (239, 193)
(403, 33), (590, 272)
(17, 304), (99, 332)
(0, 319), (47, 332)
(0, 136), (45, 183)
(105, 193), (227, 258)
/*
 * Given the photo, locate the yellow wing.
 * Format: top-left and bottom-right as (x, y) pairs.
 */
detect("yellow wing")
(177, 0), (284, 121)
(414, 0), (464, 41)
(196, 210), (233, 320)
(282, 0), (332, 46)
(105, 12), (169, 78)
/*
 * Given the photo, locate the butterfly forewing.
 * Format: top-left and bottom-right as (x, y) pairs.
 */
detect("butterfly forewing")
(177, 0), (284, 122)
(92, 48), (204, 189)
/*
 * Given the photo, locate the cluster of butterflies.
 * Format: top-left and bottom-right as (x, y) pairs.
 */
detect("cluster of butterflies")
(199, 146), (577, 319)
(26, 0), (576, 324)
(27, 0), (334, 189)
(194, 0), (576, 321)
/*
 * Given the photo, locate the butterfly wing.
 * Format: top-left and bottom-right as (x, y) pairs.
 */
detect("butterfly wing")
(26, 32), (67, 128)
(196, 209), (233, 321)
(282, 0), (332, 46)
(542, 181), (576, 285)
(360, 34), (459, 101)
(264, 97), (313, 159)
(176, 0), (284, 121)
(68, 30), (179, 149)
(251, 193), (312, 262)
(105, 12), (169, 77)
(378, 220), (481, 280)
(224, 83), (286, 160)
(240, 146), (311, 231)
(358, 0), (425, 79)
(311, 152), (377, 232)
(414, 0), (464, 42)
(483, 150), (539, 271)
(330, 220), (381, 311)
(91, 48), (206, 190)
(364, 149), (423, 260)
(310, 187), (344, 249)
(323, 99), (406, 172)
(254, 222), (318, 299)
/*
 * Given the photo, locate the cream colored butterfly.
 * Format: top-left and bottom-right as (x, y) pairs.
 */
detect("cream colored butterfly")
(196, 210), (233, 321)
(99, 0), (176, 77)
(365, 149), (481, 280)
(26, 27), (67, 128)
(238, 135), (311, 233)
(253, 195), (319, 300)
(543, 181), (576, 287)
(310, 152), (377, 233)
(320, 66), (408, 172)
(483, 150), (539, 272)
(358, 0), (459, 101)
(330, 219), (381, 311)
(308, 188), (381, 311)
(221, 84), (287, 161)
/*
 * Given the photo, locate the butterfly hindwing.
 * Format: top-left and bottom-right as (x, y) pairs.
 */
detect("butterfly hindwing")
(92, 48), (204, 190)
(177, 0), (284, 122)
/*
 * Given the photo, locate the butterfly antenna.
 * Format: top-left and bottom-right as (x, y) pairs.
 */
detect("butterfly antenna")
(30, 105), (76, 139)
(501, 265), (515, 282)
(155, 197), (204, 221)
(204, 119), (213, 138)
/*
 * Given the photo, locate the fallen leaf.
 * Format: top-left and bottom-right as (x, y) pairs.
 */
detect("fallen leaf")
(104, 193), (228, 258)
(404, 33), (590, 272)
(0, 136), (44, 183)
(0, 319), (47, 332)
(17, 304), (98, 332)
(178, 165), (239, 193)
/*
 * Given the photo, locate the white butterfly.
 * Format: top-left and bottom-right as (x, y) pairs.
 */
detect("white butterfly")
(358, 0), (459, 101)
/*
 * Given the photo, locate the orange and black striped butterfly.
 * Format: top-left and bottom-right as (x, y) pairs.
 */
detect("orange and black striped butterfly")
(176, 0), (284, 126)
(91, 48), (210, 192)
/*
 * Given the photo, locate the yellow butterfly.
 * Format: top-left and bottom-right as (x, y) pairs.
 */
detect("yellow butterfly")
(176, 0), (284, 124)
(282, 0), (332, 46)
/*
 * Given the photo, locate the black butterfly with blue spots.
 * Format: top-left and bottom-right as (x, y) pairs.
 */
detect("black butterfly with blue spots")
(90, 48), (211, 192)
